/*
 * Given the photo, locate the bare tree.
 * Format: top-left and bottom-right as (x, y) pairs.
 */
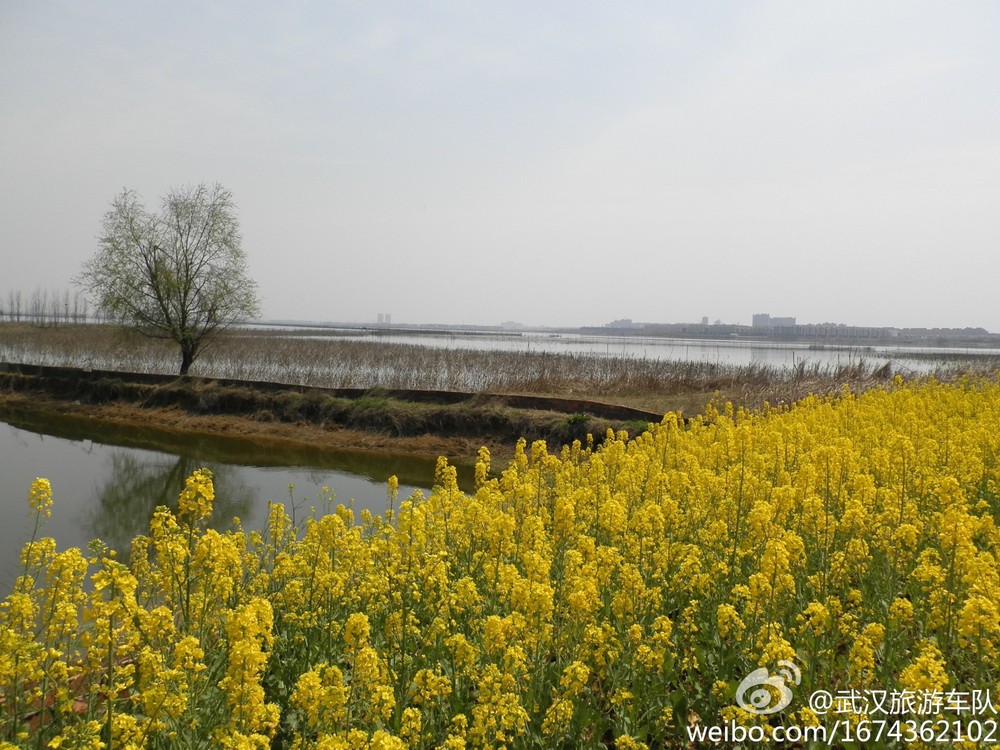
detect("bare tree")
(72, 289), (86, 323)
(78, 184), (261, 374)
(29, 287), (45, 326)
(60, 288), (70, 325)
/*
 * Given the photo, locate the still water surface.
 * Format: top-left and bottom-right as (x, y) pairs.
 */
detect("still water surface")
(0, 409), (464, 592)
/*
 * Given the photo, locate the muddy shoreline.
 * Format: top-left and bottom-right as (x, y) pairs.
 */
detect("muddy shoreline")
(0, 364), (665, 464)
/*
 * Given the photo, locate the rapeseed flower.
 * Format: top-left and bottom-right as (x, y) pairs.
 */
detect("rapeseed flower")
(28, 478), (53, 518)
(9, 379), (1000, 747)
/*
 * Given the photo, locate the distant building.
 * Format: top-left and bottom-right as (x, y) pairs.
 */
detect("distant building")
(701, 316), (709, 326)
(753, 313), (796, 328)
(605, 318), (642, 329)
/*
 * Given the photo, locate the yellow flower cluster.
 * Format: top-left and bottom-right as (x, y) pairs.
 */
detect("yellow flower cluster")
(28, 478), (53, 518)
(3, 378), (1000, 747)
(177, 467), (215, 523)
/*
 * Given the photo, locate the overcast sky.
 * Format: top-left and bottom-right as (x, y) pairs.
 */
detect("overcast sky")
(2, 2), (999, 330)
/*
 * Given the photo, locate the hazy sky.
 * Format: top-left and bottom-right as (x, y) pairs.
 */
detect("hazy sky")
(2, 2), (999, 329)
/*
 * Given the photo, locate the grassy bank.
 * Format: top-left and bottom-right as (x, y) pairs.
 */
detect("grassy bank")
(0, 364), (649, 460)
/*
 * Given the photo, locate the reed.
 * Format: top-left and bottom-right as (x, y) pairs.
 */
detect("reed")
(2, 323), (998, 412)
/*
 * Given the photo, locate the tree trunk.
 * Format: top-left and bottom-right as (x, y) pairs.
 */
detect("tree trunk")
(179, 346), (195, 375)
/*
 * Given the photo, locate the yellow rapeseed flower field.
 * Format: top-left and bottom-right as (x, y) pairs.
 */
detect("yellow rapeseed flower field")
(2, 378), (1000, 748)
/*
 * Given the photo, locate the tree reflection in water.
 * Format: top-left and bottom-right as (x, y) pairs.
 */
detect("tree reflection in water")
(86, 451), (254, 556)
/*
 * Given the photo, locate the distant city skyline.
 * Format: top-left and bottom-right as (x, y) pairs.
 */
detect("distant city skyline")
(3, 288), (997, 336)
(264, 310), (998, 335)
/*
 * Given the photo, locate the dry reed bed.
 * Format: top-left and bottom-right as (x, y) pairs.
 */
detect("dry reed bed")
(1, 324), (997, 410)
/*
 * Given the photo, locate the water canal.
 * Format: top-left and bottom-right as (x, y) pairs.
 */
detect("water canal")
(0, 408), (469, 592)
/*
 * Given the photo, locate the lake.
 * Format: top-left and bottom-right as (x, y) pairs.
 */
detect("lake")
(296, 328), (1000, 374)
(0, 409), (465, 592)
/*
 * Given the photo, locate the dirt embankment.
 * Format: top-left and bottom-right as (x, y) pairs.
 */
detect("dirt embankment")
(0, 364), (665, 462)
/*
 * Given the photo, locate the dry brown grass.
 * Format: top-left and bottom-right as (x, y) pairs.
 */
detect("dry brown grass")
(3, 323), (998, 415)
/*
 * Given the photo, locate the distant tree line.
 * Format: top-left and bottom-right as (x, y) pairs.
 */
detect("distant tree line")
(1, 287), (92, 326)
